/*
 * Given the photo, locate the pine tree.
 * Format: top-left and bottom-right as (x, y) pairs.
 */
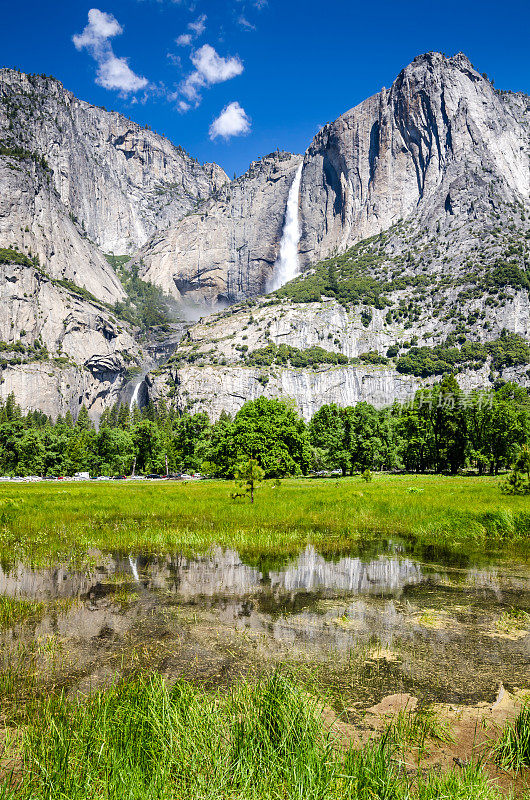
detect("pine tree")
(231, 458), (264, 503)
(117, 403), (131, 429)
(76, 405), (92, 430)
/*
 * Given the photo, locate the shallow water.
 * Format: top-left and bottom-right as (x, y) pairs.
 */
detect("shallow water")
(1, 544), (528, 707)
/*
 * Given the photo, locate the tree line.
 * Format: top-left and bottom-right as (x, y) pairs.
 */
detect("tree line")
(0, 374), (528, 478)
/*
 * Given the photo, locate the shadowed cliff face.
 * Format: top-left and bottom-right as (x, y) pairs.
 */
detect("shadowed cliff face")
(298, 52), (529, 264)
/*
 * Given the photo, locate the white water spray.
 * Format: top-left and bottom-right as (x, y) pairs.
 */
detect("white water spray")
(129, 381), (142, 412)
(266, 163), (303, 292)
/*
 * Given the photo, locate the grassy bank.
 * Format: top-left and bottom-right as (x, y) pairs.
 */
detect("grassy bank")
(0, 474), (528, 566)
(0, 672), (520, 800)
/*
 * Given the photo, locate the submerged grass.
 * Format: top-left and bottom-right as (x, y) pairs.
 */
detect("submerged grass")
(0, 474), (528, 566)
(495, 608), (530, 634)
(0, 672), (509, 800)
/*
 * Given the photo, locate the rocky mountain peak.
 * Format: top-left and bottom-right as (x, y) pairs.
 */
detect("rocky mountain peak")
(0, 53), (528, 422)
(299, 51), (529, 265)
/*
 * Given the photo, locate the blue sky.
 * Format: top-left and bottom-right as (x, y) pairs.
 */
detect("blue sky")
(1, 0), (529, 177)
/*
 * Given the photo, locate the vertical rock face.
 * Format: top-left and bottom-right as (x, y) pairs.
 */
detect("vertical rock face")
(0, 260), (144, 419)
(0, 69), (229, 255)
(298, 52), (529, 262)
(137, 152), (303, 306)
(0, 54), (529, 420)
(0, 68), (229, 418)
(135, 53), (529, 308)
(0, 157), (124, 304)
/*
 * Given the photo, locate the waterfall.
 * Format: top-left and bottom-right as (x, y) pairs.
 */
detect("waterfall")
(266, 162), (303, 292)
(128, 555), (140, 582)
(129, 380), (142, 412)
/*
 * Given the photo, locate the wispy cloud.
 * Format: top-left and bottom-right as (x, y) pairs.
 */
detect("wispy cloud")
(237, 14), (256, 30)
(209, 101), (251, 140)
(188, 14), (206, 35)
(73, 9), (148, 94)
(176, 33), (193, 46)
(176, 13), (206, 46)
(176, 44), (244, 108)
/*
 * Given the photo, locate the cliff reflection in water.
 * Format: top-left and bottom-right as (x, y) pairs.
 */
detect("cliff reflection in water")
(0, 546), (424, 601)
(0, 545), (528, 704)
(269, 547), (422, 595)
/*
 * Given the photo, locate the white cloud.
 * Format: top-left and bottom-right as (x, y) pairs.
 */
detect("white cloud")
(188, 14), (206, 35)
(180, 71), (204, 103)
(177, 44), (243, 109)
(73, 8), (148, 94)
(209, 101), (250, 140)
(191, 44), (243, 84)
(176, 13), (206, 47)
(97, 56), (148, 92)
(176, 33), (193, 46)
(73, 8), (122, 48)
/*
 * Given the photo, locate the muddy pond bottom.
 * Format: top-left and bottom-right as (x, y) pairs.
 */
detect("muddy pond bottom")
(1, 545), (529, 707)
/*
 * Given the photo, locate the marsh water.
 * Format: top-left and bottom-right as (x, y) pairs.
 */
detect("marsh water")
(1, 542), (529, 707)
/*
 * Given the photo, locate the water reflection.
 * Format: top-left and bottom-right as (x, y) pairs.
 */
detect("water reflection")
(0, 546), (426, 601)
(0, 545), (528, 705)
(269, 549), (422, 595)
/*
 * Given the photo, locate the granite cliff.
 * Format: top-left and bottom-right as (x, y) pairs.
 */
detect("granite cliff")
(136, 151), (303, 306)
(0, 68), (228, 417)
(0, 52), (529, 420)
(138, 52), (529, 305)
(146, 52), (530, 418)
(0, 69), (228, 257)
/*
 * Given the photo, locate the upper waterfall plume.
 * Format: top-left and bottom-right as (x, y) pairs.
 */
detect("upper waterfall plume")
(266, 163), (303, 292)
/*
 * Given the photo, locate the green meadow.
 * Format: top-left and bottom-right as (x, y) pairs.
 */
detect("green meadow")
(0, 475), (529, 798)
(0, 474), (528, 566)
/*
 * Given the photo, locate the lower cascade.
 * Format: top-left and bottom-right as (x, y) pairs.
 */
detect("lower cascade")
(129, 380), (142, 412)
(266, 162), (304, 292)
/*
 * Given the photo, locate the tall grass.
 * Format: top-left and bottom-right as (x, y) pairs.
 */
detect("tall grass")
(0, 672), (505, 800)
(493, 705), (530, 773)
(384, 706), (454, 756)
(0, 474), (528, 566)
(0, 598), (43, 630)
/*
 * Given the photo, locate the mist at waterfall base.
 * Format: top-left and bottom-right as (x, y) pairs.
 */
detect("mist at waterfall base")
(266, 163), (304, 292)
